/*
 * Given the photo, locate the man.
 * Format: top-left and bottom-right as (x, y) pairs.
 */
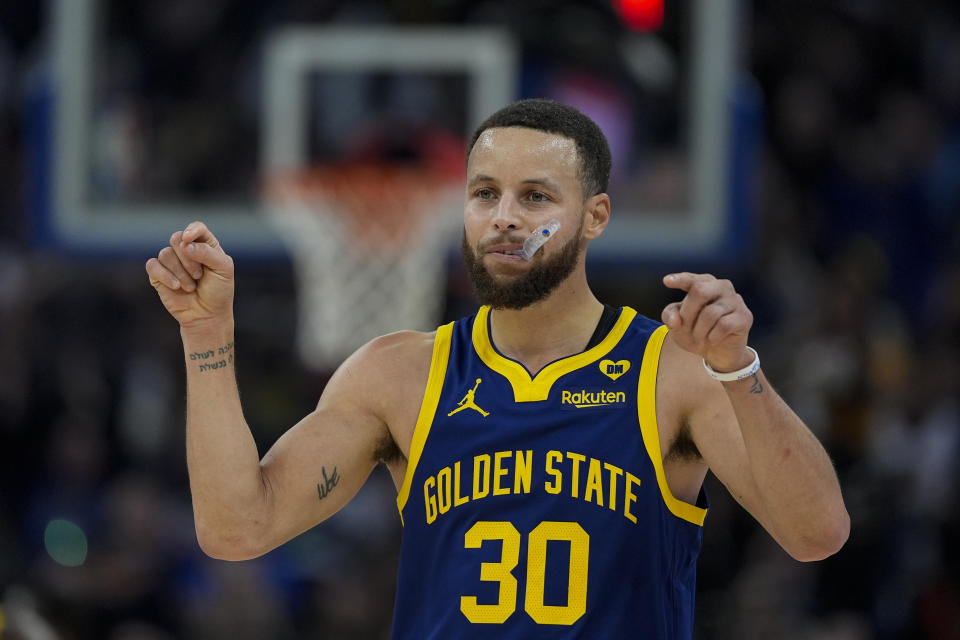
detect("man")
(146, 99), (848, 638)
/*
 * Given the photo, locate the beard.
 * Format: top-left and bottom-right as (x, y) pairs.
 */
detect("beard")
(461, 220), (584, 310)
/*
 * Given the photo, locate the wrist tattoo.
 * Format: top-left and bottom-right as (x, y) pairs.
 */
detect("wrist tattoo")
(317, 466), (340, 501)
(189, 342), (234, 373)
(748, 373), (764, 395)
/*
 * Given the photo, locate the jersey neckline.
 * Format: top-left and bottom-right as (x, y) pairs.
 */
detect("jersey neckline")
(472, 305), (638, 403)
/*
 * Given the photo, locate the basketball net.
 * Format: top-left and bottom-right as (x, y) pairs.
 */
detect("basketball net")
(264, 164), (463, 371)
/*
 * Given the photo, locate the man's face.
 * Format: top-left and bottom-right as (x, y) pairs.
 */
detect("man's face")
(462, 127), (588, 309)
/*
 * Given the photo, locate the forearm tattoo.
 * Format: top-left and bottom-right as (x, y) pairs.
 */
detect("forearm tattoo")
(189, 342), (234, 373)
(317, 466), (340, 501)
(748, 372), (764, 395)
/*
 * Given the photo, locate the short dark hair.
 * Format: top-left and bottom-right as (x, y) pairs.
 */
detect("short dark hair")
(467, 99), (612, 198)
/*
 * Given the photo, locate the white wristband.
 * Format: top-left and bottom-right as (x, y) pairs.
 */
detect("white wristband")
(702, 347), (760, 382)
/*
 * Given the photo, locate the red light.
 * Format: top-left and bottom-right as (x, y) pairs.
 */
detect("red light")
(613, 0), (664, 32)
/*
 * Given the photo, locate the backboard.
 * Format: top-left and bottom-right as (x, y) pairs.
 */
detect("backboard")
(39, 0), (752, 263)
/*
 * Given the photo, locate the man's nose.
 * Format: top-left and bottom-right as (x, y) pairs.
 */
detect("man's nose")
(491, 194), (523, 231)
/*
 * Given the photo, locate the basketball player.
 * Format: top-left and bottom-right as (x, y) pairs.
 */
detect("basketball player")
(146, 99), (848, 638)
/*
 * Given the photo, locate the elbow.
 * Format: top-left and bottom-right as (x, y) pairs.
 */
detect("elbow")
(197, 536), (259, 562)
(195, 521), (268, 562)
(787, 509), (851, 562)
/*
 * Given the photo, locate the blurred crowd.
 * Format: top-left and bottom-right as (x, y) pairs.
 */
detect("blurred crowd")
(1, 1), (959, 639)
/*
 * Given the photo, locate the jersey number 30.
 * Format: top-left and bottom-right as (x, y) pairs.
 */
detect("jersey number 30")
(460, 520), (589, 625)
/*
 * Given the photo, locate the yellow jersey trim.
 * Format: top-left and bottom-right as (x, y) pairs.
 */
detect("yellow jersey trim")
(637, 325), (708, 527)
(472, 305), (638, 403)
(396, 322), (455, 525)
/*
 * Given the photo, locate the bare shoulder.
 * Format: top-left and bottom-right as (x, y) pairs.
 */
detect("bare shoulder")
(655, 332), (728, 453)
(652, 331), (725, 501)
(334, 329), (438, 461)
(345, 329), (436, 395)
(656, 333), (720, 407)
(356, 329), (436, 368)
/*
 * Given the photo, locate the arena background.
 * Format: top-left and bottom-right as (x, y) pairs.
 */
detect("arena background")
(1, 1), (959, 638)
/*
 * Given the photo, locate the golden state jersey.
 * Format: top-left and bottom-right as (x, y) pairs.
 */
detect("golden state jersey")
(391, 306), (708, 639)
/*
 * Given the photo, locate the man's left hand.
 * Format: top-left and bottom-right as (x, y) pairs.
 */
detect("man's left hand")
(661, 272), (754, 373)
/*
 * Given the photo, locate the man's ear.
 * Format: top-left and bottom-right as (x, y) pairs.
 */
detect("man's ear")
(582, 193), (611, 240)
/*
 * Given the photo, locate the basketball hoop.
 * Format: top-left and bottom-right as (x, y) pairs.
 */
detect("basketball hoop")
(263, 163), (463, 371)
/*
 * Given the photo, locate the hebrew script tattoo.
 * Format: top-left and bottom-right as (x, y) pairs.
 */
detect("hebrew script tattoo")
(317, 466), (340, 501)
(189, 342), (234, 373)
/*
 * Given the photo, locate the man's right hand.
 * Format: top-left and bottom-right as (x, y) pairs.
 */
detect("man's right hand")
(145, 221), (235, 330)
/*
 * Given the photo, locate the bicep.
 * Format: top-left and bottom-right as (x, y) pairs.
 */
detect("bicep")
(688, 395), (764, 516)
(666, 341), (775, 534)
(255, 363), (390, 553)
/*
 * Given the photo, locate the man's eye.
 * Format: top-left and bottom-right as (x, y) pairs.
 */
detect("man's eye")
(476, 188), (495, 200)
(528, 191), (548, 202)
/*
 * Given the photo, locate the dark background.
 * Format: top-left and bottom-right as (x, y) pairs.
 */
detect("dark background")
(1, 1), (959, 638)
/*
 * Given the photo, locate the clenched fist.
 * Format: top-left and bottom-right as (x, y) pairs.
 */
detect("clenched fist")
(145, 221), (235, 330)
(661, 272), (754, 373)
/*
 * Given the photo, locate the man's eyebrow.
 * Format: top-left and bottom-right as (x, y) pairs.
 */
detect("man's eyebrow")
(467, 174), (496, 188)
(466, 175), (562, 192)
(522, 177), (561, 192)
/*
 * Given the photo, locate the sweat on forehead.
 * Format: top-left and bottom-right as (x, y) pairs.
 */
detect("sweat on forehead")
(467, 127), (585, 193)
(470, 128), (579, 163)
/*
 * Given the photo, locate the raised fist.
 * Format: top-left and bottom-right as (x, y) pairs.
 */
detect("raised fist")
(145, 221), (235, 330)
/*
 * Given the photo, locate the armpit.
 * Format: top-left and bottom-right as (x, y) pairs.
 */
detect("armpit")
(374, 433), (404, 465)
(666, 421), (702, 462)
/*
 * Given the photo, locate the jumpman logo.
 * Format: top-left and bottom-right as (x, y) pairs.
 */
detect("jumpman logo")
(447, 378), (490, 418)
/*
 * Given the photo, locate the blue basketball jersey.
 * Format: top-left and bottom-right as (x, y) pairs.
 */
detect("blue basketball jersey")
(391, 306), (708, 639)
